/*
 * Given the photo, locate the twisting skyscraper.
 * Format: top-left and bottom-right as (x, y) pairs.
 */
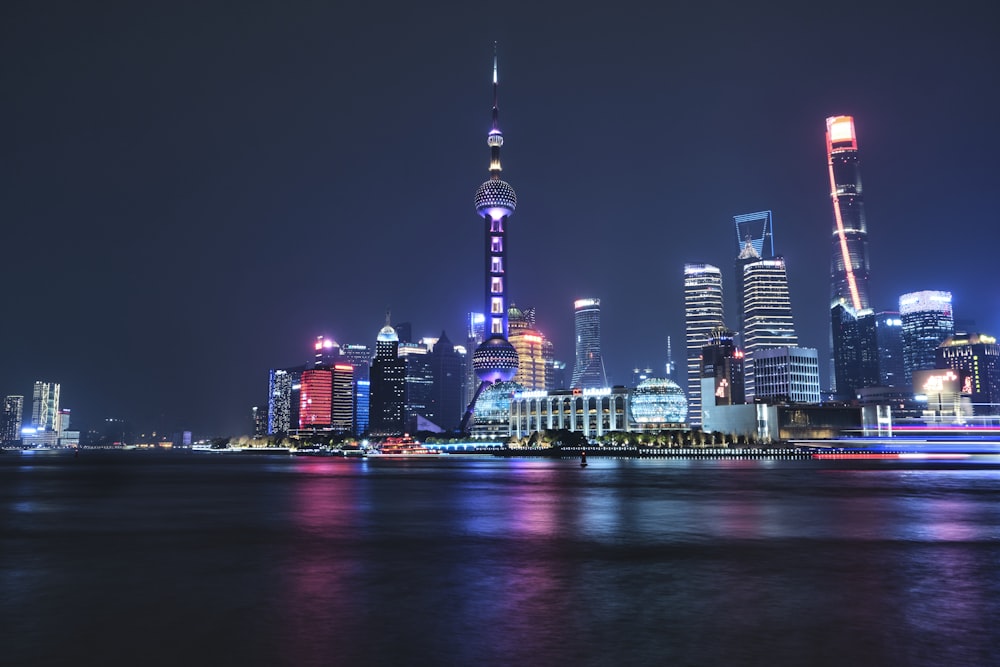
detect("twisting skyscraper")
(571, 298), (607, 389)
(463, 46), (519, 431)
(827, 115), (877, 397)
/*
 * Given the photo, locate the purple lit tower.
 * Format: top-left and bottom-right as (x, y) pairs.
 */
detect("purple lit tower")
(462, 46), (519, 429)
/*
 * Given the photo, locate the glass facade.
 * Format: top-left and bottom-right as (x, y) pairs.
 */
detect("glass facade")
(753, 347), (821, 404)
(900, 290), (954, 386)
(570, 298), (607, 390)
(733, 210), (774, 259)
(630, 379), (688, 424)
(684, 264), (725, 427)
(742, 256), (798, 400)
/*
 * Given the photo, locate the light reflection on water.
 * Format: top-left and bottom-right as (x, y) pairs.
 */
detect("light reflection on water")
(1, 451), (999, 666)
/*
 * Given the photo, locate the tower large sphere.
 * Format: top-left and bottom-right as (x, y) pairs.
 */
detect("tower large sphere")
(472, 336), (519, 383)
(475, 179), (517, 218)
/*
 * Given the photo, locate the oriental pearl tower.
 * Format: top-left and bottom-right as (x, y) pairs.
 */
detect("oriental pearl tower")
(462, 46), (519, 430)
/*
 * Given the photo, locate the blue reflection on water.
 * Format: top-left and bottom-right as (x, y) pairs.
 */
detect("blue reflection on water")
(1, 451), (999, 666)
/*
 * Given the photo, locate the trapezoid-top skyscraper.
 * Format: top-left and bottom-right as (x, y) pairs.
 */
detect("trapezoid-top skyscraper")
(471, 47), (519, 388)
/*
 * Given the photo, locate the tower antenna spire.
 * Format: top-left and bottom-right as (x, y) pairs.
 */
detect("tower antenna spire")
(492, 41), (499, 130)
(487, 42), (504, 178)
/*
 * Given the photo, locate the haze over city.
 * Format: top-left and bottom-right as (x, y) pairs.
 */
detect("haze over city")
(3, 1), (997, 435)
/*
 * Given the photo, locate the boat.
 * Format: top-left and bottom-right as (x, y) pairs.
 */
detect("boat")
(371, 435), (440, 457)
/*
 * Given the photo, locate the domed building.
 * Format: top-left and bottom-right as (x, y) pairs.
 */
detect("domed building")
(630, 378), (688, 428)
(471, 380), (523, 440)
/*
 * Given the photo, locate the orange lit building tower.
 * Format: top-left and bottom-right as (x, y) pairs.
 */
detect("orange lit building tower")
(508, 304), (547, 391)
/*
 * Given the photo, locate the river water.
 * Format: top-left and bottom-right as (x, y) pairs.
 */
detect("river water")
(2, 450), (998, 666)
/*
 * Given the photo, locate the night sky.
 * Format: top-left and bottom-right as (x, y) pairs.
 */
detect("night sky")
(3, 1), (998, 436)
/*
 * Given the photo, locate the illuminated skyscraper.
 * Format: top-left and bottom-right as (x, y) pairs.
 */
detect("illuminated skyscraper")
(509, 305), (548, 391)
(826, 115), (876, 395)
(831, 305), (880, 396)
(700, 328), (746, 409)
(341, 344), (371, 381)
(31, 381), (60, 432)
(299, 368), (333, 429)
(313, 336), (340, 367)
(875, 311), (905, 387)
(399, 340), (434, 431)
(753, 346), (821, 404)
(570, 298), (607, 389)
(369, 313), (406, 436)
(937, 333), (1000, 416)
(733, 210), (774, 259)
(268, 368), (292, 434)
(900, 290), (954, 386)
(684, 264), (725, 426)
(2, 395), (23, 444)
(826, 116), (871, 312)
(465, 46), (520, 430)
(741, 248), (798, 400)
(330, 364), (354, 433)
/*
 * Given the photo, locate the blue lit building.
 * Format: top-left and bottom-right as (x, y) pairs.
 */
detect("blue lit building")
(354, 380), (370, 435)
(900, 290), (954, 386)
(875, 311), (905, 387)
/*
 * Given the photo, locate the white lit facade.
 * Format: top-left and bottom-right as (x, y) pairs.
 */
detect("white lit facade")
(684, 264), (725, 426)
(510, 387), (631, 439)
(752, 346), (821, 404)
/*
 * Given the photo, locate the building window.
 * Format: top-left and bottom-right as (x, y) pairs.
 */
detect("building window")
(491, 236), (503, 253)
(491, 257), (503, 274)
(490, 219), (504, 233)
(491, 277), (503, 294)
(491, 297), (504, 314)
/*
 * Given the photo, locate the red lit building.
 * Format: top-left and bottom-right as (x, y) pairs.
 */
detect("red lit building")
(299, 368), (332, 429)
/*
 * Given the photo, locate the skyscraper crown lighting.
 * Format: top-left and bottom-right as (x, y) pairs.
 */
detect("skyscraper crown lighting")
(826, 115), (870, 312)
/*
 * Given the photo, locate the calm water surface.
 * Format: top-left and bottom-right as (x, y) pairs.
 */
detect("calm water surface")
(2, 450), (999, 666)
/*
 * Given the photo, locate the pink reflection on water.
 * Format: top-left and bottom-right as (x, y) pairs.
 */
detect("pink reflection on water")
(277, 460), (366, 664)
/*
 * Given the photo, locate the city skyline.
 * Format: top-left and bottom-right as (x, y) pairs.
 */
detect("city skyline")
(2, 2), (998, 435)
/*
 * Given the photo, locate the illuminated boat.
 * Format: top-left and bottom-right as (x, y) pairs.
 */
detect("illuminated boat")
(371, 435), (440, 457)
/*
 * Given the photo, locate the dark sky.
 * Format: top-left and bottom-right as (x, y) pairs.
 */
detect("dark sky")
(2, 1), (998, 436)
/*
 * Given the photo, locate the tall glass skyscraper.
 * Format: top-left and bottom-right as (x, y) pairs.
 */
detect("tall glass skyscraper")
(826, 115), (871, 312)
(2, 395), (23, 443)
(31, 381), (60, 432)
(369, 314), (406, 436)
(826, 115), (876, 396)
(684, 264), (725, 426)
(900, 290), (954, 386)
(875, 311), (905, 387)
(570, 298), (607, 389)
(741, 252), (798, 400)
